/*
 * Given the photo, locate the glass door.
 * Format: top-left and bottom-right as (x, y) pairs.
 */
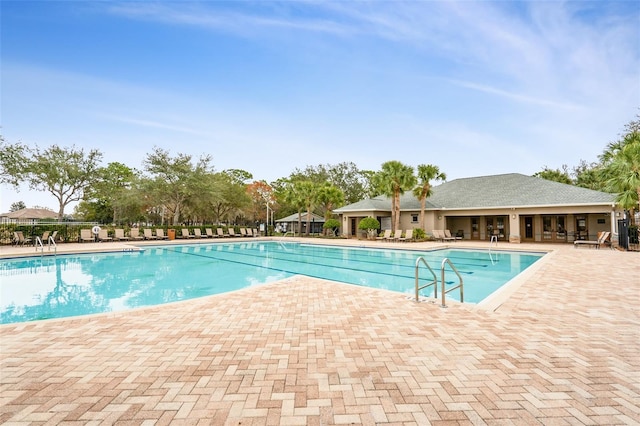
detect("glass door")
(523, 216), (534, 240)
(471, 217), (480, 240)
(576, 216), (587, 240)
(542, 215), (567, 242)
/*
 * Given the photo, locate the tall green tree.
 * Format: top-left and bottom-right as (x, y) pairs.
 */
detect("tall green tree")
(413, 164), (446, 230)
(316, 183), (344, 220)
(282, 179), (316, 236)
(143, 147), (214, 225)
(289, 162), (369, 204)
(602, 130), (640, 224)
(533, 165), (572, 184)
(205, 172), (251, 224)
(298, 181), (318, 236)
(19, 144), (103, 220)
(0, 137), (28, 186)
(573, 160), (605, 191)
(82, 162), (139, 224)
(374, 161), (416, 232)
(9, 201), (26, 211)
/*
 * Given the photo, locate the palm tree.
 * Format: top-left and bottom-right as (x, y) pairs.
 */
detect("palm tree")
(283, 180), (317, 236)
(375, 161), (416, 232)
(298, 181), (318, 236)
(413, 164), (446, 230)
(317, 183), (344, 220)
(603, 130), (640, 224)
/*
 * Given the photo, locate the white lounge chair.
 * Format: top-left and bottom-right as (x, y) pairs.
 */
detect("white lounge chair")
(143, 229), (157, 240)
(114, 229), (130, 241)
(399, 229), (414, 242)
(574, 231), (610, 249)
(155, 229), (169, 240)
(376, 229), (392, 241)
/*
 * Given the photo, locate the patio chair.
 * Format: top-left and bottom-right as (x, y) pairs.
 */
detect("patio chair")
(181, 228), (195, 239)
(228, 228), (238, 237)
(376, 229), (392, 241)
(205, 228), (215, 238)
(98, 229), (113, 242)
(399, 229), (414, 242)
(80, 229), (94, 243)
(155, 229), (169, 240)
(444, 229), (461, 241)
(130, 228), (144, 240)
(252, 228), (259, 237)
(193, 228), (205, 238)
(13, 231), (33, 246)
(143, 229), (157, 240)
(392, 229), (403, 242)
(217, 228), (229, 238)
(114, 229), (130, 241)
(574, 231), (610, 249)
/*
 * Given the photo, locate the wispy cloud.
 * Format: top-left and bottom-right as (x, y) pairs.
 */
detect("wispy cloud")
(449, 79), (583, 110)
(106, 2), (354, 37)
(99, 114), (206, 136)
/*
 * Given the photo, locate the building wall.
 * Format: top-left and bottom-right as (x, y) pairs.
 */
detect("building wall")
(338, 204), (620, 243)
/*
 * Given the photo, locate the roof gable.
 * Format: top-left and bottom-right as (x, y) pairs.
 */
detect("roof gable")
(429, 173), (615, 209)
(334, 173), (616, 213)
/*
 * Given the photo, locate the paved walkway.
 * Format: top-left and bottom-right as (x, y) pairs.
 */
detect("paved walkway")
(1, 239), (639, 425)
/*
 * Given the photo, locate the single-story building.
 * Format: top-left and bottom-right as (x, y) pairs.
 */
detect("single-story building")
(333, 173), (622, 244)
(275, 212), (325, 235)
(0, 208), (58, 225)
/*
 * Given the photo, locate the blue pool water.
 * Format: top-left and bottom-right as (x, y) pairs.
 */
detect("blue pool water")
(0, 241), (544, 324)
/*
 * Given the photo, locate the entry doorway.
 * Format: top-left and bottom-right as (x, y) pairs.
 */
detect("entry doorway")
(350, 218), (356, 237)
(575, 216), (587, 240)
(522, 216), (534, 242)
(542, 215), (567, 243)
(485, 216), (507, 241)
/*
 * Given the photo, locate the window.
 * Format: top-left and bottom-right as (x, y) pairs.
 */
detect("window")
(411, 214), (418, 223)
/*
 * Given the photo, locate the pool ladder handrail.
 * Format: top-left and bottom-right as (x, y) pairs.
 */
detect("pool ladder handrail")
(414, 257), (438, 302)
(415, 257), (464, 307)
(34, 235), (57, 255)
(35, 236), (44, 254)
(440, 258), (463, 308)
(48, 235), (57, 253)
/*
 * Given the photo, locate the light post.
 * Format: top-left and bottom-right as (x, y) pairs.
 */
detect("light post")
(266, 203), (270, 236)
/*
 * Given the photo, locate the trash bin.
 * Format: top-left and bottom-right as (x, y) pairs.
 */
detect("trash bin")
(167, 229), (176, 240)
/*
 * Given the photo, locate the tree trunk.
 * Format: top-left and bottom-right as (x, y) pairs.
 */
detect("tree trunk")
(394, 192), (401, 231)
(173, 204), (180, 225)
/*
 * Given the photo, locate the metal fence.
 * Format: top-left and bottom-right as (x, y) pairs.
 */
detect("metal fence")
(1, 221), (98, 245)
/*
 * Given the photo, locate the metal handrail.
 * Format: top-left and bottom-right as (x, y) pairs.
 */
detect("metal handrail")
(35, 236), (44, 253)
(48, 236), (57, 253)
(414, 257), (438, 302)
(440, 258), (464, 308)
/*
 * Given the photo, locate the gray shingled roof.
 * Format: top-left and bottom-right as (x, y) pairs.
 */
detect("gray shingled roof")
(334, 173), (616, 213)
(276, 212), (325, 222)
(0, 208), (58, 219)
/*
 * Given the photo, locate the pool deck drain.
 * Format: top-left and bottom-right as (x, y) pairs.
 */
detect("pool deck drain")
(1, 239), (639, 425)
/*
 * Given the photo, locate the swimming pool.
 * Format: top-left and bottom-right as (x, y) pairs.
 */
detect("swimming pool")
(0, 241), (544, 324)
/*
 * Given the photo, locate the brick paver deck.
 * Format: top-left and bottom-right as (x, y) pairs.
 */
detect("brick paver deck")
(1, 240), (639, 425)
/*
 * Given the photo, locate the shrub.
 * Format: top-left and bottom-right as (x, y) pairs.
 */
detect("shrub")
(358, 217), (380, 239)
(358, 217), (380, 231)
(413, 228), (426, 240)
(323, 219), (340, 237)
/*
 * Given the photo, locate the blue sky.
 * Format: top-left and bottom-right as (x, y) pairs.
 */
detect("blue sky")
(1, 1), (639, 213)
